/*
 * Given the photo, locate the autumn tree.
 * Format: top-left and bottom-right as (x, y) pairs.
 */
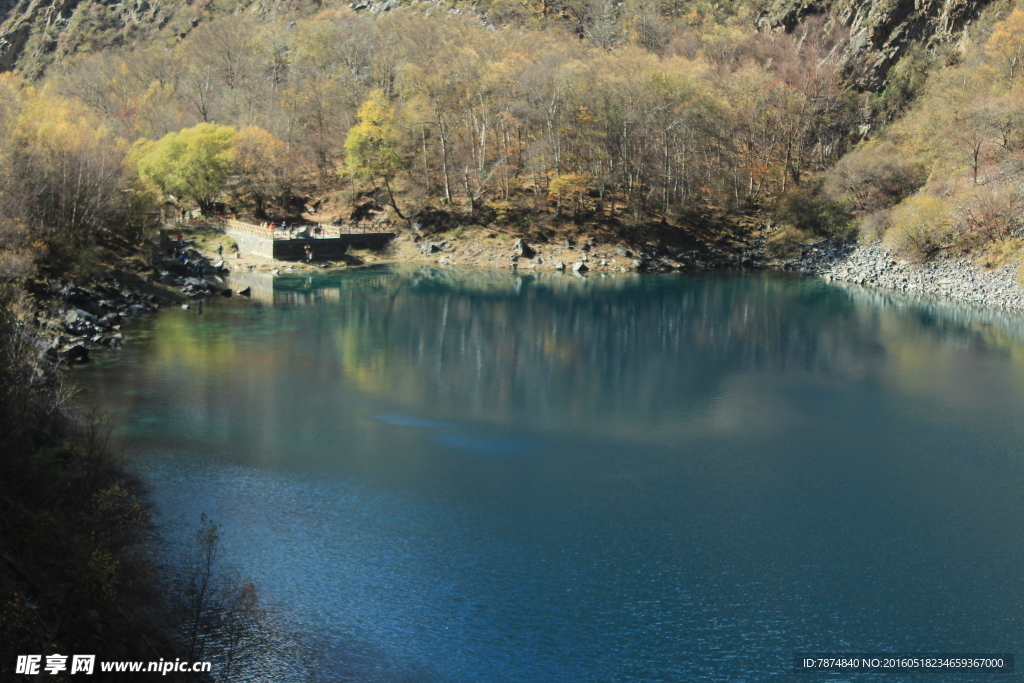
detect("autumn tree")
(0, 75), (150, 276)
(549, 172), (592, 217)
(986, 9), (1024, 86)
(187, 18), (274, 127)
(285, 16), (371, 181)
(623, 0), (668, 54)
(344, 89), (406, 218)
(132, 123), (236, 215)
(824, 141), (924, 214)
(885, 195), (951, 259)
(950, 184), (1024, 248)
(232, 126), (292, 218)
(38, 7), (877, 229)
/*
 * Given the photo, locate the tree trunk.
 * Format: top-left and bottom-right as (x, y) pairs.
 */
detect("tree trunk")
(383, 178), (406, 220)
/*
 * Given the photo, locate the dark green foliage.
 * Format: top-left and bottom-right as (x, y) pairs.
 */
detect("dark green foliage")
(0, 286), (191, 679)
(878, 47), (935, 123)
(823, 141), (926, 215)
(775, 182), (854, 237)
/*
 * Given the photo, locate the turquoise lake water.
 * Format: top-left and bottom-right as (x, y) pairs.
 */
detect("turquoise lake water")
(75, 267), (1024, 682)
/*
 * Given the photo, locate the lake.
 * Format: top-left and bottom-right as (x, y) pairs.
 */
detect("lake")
(76, 266), (1024, 682)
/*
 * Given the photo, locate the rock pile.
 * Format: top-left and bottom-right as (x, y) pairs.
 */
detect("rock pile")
(28, 280), (159, 364)
(31, 245), (231, 364)
(783, 239), (1024, 310)
(402, 223), (769, 274)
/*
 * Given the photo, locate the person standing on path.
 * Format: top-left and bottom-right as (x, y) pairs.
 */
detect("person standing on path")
(304, 244), (313, 264)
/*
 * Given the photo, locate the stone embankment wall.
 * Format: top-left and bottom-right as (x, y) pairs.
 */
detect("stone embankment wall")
(785, 240), (1024, 310)
(273, 234), (394, 260)
(223, 219), (393, 260)
(226, 227), (275, 259)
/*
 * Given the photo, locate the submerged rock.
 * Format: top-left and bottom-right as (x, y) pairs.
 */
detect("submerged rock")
(63, 344), (89, 364)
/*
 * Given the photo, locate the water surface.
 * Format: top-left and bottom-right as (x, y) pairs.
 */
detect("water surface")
(76, 267), (1024, 682)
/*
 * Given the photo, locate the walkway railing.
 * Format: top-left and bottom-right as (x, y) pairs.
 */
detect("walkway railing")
(224, 219), (275, 239)
(169, 216), (397, 239)
(167, 216), (225, 230)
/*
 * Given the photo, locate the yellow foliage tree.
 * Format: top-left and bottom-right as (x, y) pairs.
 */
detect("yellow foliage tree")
(232, 126), (291, 218)
(0, 75), (143, 274)
(344, 89), (406, 218)
(548, 172), (593, 217)
(885, 195), (952, 259)
(986, 9), (1024, 86)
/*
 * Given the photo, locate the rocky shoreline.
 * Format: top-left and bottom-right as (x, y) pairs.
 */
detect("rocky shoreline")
(390, 228), (763, 275)
(398, 229), (1024, 315)
(28, 241), (233, 364)
(29, 230), (1024, 366)
(782, 239), (1024, 311)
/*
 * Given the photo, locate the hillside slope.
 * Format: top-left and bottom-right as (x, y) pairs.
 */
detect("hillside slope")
(0, 0), (996, 81)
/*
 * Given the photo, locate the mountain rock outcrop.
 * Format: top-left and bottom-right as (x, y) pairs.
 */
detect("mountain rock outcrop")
(0, 0), (1003, 81)
(762, 0), (997, 86)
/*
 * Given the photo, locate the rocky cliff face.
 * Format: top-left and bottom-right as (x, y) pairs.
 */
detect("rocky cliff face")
(0, 0), (182, 77)
(762, 0), (997, 86)
(0, 0), (312, 77)
(0, 0), (1000, 82)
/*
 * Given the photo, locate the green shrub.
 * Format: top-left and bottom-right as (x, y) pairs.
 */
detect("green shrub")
(824, 141), (926, 214)
(976, 238), (1022, 270)
(884, 195), (952, 259)
(775, 183), (854, 238)
(765, 225), (810, 259)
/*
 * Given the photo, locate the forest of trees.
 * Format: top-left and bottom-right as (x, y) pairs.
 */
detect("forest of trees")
(4, 0), (1024, 677)
(0, 74), (150, 279)
(0, 0), (1019, 278)
(39, 5), (863, 232)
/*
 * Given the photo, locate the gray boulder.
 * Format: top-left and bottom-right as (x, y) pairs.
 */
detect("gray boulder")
(64, 308), (95, 323)
(420, 241), (446, 255)
(513, 238), (535, 258)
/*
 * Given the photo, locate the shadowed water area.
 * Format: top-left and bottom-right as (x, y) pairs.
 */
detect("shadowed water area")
(76, 267), (1024, 682)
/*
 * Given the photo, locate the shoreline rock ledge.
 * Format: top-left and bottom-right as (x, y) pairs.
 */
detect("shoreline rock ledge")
(783, 240), (1024, 311)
